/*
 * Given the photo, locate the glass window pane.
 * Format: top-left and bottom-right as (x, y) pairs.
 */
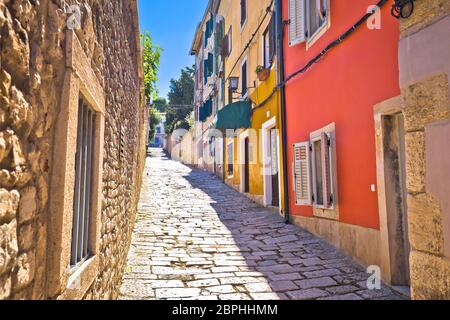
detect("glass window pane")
(314, 139), (324, 205)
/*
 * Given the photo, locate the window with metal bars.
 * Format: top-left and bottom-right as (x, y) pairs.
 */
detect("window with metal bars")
(70, 98), (96, 268)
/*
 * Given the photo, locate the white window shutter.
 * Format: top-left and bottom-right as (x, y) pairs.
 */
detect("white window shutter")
(289, 0), (306, 46)
(293, 142), (312, 205)
(321, 132), (332, 208)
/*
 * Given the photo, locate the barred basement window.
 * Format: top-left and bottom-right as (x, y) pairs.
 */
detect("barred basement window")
(71, 98), (96, 267)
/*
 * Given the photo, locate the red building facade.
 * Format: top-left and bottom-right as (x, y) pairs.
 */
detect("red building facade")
(283, 0), (403, 284)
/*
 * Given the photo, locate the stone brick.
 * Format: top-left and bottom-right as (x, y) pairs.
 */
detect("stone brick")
(405, 132), (426, 193)
(286, 288), (328, 300)
(295, 277), (338, 289)
(319, 293), (362, 300)
(408, 193), (443, 255)
(244, 282), (272, 293)
(269, 281), (299, 292)
(410, 251), (450, 300)
(18, 222), (35, 252)
(18, 186), (36, 224)
(155, 288), (201, 299)
(402, 73), (450, 132)
(0, 189), (20, 223)
(0, 274), (11, 300)
(0, 219), (18, 276)
(400, 0), (450, 38)
(12, 251), (35, 290)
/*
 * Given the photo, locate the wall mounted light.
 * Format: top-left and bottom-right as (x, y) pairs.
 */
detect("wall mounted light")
(229, 77), (239, 92)
(391, 0), (415, 19)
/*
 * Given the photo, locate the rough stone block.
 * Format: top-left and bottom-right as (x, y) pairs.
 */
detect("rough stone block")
(286, 288), (328, 300)
(0, 219), (18, 276)
(410, 251), (450, 300)
(400, 0), (450, 37)
(402, 73), (450, 132)
(18, 223), (35, 252)
(18, 186), (36, 224)
(0, 189), (20, 223)
(405, 132), (426, 193)
(0, 274), (12, 300)
(295, 277), (338, 289)
(407, 193), (443, 255)
(12, 251), (35, 291)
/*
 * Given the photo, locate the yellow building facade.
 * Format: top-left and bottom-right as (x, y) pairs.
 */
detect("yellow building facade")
(218, 0), (285, 213)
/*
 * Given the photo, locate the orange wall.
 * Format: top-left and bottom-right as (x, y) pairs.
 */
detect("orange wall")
(283, 0), (400, 229)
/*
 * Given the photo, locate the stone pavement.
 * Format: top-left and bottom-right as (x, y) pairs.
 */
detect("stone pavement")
(119, 149), (405, 300)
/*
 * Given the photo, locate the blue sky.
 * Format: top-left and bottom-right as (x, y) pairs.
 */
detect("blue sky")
(138, 0), (208, 99)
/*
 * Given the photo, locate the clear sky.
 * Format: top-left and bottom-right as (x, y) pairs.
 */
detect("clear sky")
(138, 0), (208, 99)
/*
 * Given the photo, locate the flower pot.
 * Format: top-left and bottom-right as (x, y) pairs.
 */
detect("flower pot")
(257, 68), (270, 82)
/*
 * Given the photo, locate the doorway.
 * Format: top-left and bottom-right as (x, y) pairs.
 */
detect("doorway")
(375, 98), (410, 289)
(270, 128), (280, 207)
(382, 113), (410, 286)
(244, 137), (250, 193)
(262, 117), (281, 210)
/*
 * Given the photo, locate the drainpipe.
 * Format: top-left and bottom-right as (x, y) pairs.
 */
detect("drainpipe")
(276, 0), (290, 224)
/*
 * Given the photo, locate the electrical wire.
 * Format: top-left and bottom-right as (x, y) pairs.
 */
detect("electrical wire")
(251, 0), (388, 112)
(224, 0), (275, 84)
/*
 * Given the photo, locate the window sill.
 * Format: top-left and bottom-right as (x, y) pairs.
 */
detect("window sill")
(313, 206), (339, 221)
(58, 255), (99, 300)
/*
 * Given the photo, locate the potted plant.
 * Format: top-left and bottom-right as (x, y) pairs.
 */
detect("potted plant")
(256, 65), (270, 82)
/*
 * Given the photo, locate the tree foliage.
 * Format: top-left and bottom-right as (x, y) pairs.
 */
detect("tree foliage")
(148, 108), (161, 143)
(165, 66), (195, 134)
(141, 31), (162, 102)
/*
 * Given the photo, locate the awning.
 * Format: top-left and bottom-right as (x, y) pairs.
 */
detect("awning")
(216, 101), (251, 130)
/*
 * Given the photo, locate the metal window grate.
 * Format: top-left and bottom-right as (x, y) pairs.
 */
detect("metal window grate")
(71, 98), (96, 267)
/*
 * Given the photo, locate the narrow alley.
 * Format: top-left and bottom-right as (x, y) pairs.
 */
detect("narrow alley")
(119, 149), (404, 300)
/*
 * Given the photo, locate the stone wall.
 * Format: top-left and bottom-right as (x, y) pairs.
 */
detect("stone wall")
(399, 0), (450, 299)
(0, 0), (144, 300)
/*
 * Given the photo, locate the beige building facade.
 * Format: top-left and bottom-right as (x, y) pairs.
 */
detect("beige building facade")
(0, 0), (146, 299)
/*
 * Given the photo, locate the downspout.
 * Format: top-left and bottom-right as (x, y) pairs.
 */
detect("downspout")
(276, 0), (290, 224)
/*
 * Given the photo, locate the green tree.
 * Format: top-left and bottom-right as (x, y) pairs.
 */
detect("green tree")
(148, 109), (161, 143)
(141, 31), (162, 102)
(165, 66), (195, 134)
(153, 97), (168, 113)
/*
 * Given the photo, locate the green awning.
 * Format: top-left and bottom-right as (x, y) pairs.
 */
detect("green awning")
(216, 101), (251, 130)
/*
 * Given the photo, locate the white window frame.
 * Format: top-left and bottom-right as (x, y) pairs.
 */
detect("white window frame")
(306, 0), (331, 49)
(309, 123), (339, 220)
(227, 140), (235, 178)
(240, 0), (248, 31)
(261, 17), (275, 69)
(240, 56), (248, 99)
(288, 0), (331, 48)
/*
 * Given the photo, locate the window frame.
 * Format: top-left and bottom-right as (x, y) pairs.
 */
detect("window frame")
(240, 0), (248, 31)
(306, 0), (331, 49)
(47, 30), (105, 299)
(262, 16), (275, 69)
(227, 140), (235, 178)
(240, 56), (248, 99)
(310, 132), (333, 209)
(288, 0), (331, 49)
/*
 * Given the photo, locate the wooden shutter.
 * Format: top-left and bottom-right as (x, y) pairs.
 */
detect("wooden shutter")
(221, 34), (229, 57)
(293, 142), (312, 205)
(289, 0), (306, 46)
(321, 132), (332, 208)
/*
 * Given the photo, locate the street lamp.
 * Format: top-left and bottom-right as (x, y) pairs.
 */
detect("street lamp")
(391, 0), (415, 19)
(229, 76), (239, 92)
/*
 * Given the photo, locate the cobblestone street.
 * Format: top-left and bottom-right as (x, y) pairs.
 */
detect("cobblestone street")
(119, 149), (405, 300)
